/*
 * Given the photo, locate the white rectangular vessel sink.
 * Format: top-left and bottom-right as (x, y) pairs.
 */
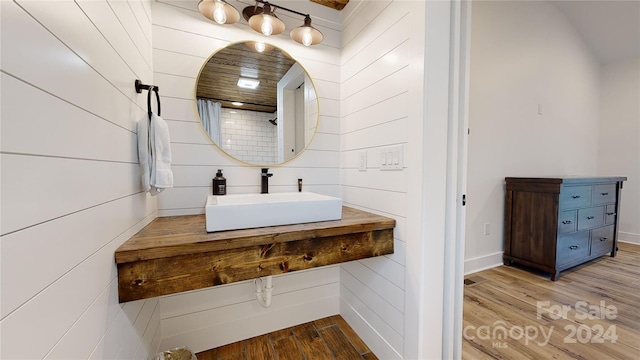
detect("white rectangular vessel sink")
(205, 192), (343, 232)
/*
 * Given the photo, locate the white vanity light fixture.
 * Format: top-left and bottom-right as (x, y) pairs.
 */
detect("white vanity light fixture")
(237, 77), (260, 89)
(198, 0), (240, 25)
(231, 101), (244, 106)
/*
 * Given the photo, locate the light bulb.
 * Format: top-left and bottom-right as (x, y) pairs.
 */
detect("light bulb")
(302, 28), (313, 46)
(213, 2), (227, 24)
(255, 42), (266, 53)
(261, 16), (273, 36)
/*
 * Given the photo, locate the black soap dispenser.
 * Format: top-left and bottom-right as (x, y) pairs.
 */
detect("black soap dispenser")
(213, 169), (226, 195)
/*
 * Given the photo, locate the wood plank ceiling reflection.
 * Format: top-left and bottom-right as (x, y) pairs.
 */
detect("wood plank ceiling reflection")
(310, 0), (349, 11)
(196, 42), (296, 113)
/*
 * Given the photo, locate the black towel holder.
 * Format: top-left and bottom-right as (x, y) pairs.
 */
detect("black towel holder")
(135, 79), (161, 117)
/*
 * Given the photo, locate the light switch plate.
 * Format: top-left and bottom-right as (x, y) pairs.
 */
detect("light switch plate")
(380, 145), (403, 170)
(359, 151), (367, 171)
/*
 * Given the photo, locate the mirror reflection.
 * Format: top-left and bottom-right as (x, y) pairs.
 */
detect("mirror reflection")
(196, 42), (318, 165)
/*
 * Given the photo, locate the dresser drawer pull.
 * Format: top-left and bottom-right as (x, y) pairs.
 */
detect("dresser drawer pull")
(599, 237), (608, 241)
(586, 216), (595, 220)
(571, 195), (581, 199)
(606, 212), (616, 216)
(600, 192), (609, 196)
(569, 245), (579, 250)
(562, 220), (573, 225)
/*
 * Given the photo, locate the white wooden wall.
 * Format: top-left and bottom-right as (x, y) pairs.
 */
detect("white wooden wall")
(598, 58), (640, 244)
(465, 1), (602, 273)
(340, 1), (414, 358)
(150, 0), (343, 352)
(1, 1), (160, 359)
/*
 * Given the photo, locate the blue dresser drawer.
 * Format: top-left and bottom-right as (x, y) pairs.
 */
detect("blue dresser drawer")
(577, 206), (604, 231)
(560, 186), (591, 209)
(557, 232), (590, 267)
(592, 184), (616, 205)
(558, 210), (577, 234)
(591, 225), (615, 256)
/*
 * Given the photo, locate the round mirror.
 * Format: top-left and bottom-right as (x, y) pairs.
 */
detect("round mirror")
(196, 42), (319, 165)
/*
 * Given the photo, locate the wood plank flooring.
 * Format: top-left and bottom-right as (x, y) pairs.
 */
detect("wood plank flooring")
(195, 243), (638, 360)
(196, 315), (377, 360)
(463, 242), (640, 360)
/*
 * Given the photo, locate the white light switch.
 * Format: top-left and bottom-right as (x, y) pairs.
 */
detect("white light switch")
(359, 151), (367, 171)
(380, 145), (404, 170)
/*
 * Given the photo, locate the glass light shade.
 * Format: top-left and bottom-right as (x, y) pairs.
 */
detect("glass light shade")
(290, 16), (323, 46)
(198, 0), (240, 25)
(248, 4), (285, 36)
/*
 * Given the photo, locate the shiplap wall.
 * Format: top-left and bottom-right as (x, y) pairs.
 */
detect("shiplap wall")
(1, 1), (160, 359)
(152, 0), (341, 215)
(340, 1), (416, 358)
(150, 0), (343, 352)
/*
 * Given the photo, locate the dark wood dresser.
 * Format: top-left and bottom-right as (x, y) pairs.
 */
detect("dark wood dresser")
(503, 176), (626, 280)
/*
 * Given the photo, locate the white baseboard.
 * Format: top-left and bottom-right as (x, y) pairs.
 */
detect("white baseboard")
(159, 296), (339, 354)
(464, 251), (503, 275)
(340, 299), (402, 360)
(619, 231), (640, 245)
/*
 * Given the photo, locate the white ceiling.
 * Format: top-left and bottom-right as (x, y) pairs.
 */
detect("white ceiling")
(164, 0), (639, 64)
(551, 0), (640, 64)
(286, 0), (640, 64)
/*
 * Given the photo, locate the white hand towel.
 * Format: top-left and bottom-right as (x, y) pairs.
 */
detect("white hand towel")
(137, 114), (152, 192)
(137, 113), (173, 195)
(150, 113), (173, 191)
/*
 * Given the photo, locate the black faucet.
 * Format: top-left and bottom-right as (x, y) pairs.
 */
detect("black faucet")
(261, 168), (273, 194)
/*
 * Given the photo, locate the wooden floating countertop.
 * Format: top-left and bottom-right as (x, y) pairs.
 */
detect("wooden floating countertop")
(116, 206), (395, 302)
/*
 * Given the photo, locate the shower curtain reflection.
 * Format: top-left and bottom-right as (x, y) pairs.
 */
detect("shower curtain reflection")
(197, 99), (221, 144)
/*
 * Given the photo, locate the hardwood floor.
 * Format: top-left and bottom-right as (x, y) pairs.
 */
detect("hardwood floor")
(195, 315), (378, 360)
(195, 243), (638, 360)
(463, 242), (640, 360)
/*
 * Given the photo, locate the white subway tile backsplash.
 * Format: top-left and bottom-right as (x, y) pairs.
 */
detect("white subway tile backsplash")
(219, 108), (277, 164)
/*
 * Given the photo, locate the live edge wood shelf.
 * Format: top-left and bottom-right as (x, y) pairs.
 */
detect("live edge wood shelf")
(115, 206), (395, 302)
(503, 176), (626, 281)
